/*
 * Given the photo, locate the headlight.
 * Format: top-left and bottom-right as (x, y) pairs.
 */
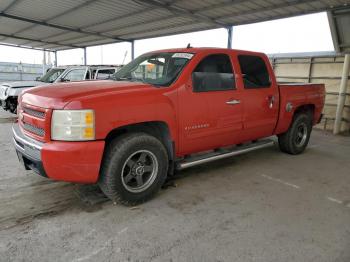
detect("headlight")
(51, 110), (95, 141)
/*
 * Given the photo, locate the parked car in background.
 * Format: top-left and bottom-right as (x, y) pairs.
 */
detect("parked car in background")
(0, 65), (121, 113)
(13, 48), (325, 205)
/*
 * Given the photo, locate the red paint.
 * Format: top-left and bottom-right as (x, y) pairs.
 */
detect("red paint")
(20, 48), (325, 183)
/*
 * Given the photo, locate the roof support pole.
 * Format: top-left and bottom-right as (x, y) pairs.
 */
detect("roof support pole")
(54, 51), (57, 67)
(83, 47), (87, 65)
(227, 26), (233, 49)
(131, 40), (135, 60)
(42, 50), (46, 75)
(334, 53), (350, 134)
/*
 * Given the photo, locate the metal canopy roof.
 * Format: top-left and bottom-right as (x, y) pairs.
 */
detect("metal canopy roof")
(0, 0), (349, 52)
(328, 7), (350, 53)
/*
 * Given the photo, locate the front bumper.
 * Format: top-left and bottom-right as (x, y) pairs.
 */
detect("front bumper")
(13, 123), (47, 177)
(13, 123), (105, 183)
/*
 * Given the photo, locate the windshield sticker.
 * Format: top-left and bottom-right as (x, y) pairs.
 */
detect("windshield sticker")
(172, 53), (194, 59)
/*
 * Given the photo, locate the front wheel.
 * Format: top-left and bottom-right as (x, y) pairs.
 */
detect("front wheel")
(99, 133), (168, 206)
(8, 98), (17, 114)
(278, 113), (312, 155)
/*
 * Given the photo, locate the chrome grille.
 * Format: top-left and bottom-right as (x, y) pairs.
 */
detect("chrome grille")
(23, 123), (45, 137)
(23, 107), (45, 119)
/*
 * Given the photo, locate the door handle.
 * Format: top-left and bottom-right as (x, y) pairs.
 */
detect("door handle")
(226, 99), (240, 105)
(268, 95), (275, 109)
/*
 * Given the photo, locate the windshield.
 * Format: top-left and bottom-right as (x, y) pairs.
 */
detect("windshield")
(112, 52), (193, 87)
(39, 68), (65, 83)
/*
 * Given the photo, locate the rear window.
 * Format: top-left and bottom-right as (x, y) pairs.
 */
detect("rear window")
(238, 55), (270, 89)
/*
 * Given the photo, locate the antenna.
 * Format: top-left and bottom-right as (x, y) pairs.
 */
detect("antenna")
(122, 50), (128, 64)
(186, 43), (192, 48)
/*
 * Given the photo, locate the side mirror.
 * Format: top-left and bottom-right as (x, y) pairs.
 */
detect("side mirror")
(35, 76), (41, 81)
(59, 78), (69, 82)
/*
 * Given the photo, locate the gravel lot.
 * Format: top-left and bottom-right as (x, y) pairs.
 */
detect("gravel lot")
(0, 108), (349, 262)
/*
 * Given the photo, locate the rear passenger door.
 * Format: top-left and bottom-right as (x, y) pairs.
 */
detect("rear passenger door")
(179, 53), (244, 154)
(237, 54), (279, 140)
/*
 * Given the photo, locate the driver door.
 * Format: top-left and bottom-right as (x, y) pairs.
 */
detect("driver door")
(178, 53), (244, 155)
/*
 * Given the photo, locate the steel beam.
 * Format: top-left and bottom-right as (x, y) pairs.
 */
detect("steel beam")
(1, 0), (22, 12)
(54, 51), (58, 67)
(135, 0), (228, 27)
(0, 12), (126, 42)
(334, 54), (350, 134)
(10, 0), (105, 38)
(83, 47), (87, 65)
(0, 43), (53, 52)
(227, 27), (233, 49)
(131, 40), (135, 60)
(42, 51), (46, 75)
(0, 32), (78, 49)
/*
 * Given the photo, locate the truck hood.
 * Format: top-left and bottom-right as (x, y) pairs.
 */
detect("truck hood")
(21, 80), (155, 109)
(1, 80), (48, 88)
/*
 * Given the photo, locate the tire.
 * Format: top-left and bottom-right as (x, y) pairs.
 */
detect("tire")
(278, 113), (312, 155)
(99, 132), (168, 206)
(8, 99), (17, 114)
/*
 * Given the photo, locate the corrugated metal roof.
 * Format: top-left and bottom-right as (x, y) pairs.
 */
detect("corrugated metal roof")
(0, 0), (349, 51)
(328, 7), (350, 53)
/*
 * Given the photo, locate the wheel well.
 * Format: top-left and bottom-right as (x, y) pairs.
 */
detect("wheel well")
(294, 104), (315, 120)
(105, 121), (174, 160)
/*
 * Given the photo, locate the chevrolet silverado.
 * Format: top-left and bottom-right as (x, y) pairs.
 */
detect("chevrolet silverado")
(12, 48), (325, 205)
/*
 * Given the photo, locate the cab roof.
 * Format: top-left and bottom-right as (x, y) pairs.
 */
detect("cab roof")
(148, 47), (265, 57)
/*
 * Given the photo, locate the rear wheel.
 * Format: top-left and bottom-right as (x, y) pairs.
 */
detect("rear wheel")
(99, 133), (168, 206)
(278, 113), (312, 155)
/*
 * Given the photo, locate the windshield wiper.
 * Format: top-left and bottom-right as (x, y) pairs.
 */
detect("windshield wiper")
(114, 76), (132, 81)
(114, 77), (147, 84)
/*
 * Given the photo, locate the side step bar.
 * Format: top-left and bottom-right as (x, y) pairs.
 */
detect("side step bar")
(176, 139), (275, 170)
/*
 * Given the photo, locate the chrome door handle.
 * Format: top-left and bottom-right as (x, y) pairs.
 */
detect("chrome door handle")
(268, 95), (275, 109)
(226, 99), (240, 105)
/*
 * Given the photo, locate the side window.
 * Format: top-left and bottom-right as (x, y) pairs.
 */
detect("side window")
(238, 55), (271, 89)
(192, 54), (235, 92)
(47, 71), (62, 82)
(63, 69), (87, 82)
(95, 69), (116, 80)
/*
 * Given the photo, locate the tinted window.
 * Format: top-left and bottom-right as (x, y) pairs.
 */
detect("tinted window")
(39, 68), (65, 83)
(95, 69), (116, 79)
(63, 69), (86, 82)
(238, 55), (270, 89)
(192, 54), (235, 92)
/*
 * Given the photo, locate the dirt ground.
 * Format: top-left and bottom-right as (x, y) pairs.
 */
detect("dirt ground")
(0, 108), (349, 262)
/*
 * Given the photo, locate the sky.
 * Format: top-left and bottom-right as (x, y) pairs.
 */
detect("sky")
(0, 12), (334, 66)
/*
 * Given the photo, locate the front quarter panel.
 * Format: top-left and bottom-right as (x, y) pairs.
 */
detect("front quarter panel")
(64, 86), (179, 144)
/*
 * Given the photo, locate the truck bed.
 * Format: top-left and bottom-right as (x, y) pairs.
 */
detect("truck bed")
(274, 83), (325, 134)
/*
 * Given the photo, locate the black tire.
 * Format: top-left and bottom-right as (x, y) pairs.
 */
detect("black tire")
(99, 132), (168, 206)
(8, 100), (17, 114)
(278, 113), (312, 155)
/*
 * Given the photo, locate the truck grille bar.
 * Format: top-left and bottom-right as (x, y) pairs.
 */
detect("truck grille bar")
(19, 103), (50, 142)
(23, 122), (45, 137)
(23, 107), (46, 119)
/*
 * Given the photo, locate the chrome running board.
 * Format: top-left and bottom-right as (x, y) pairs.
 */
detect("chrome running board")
(177, 139), (275, 170)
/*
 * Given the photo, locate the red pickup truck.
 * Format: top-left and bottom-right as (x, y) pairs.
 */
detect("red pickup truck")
(13, 48), (325, 205)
